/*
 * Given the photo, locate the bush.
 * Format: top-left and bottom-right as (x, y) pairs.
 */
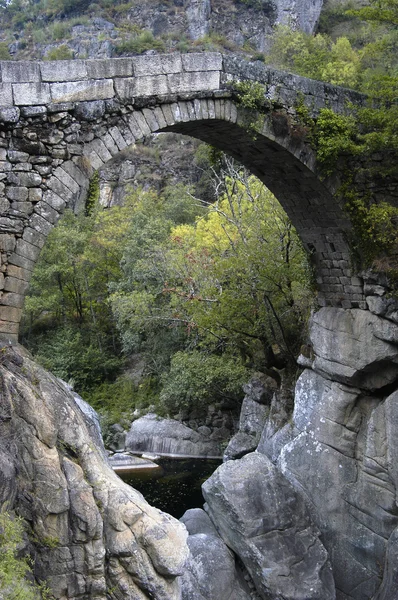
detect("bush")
(115, 30), (165, 55)
(0, 42), (11, 60)
(159, 351), (249, 415)
(44, 44), (74, 60)
(0, 512), (50, 599)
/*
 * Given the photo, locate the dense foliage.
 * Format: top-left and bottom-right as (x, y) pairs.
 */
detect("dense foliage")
(22, 157), (312, 418)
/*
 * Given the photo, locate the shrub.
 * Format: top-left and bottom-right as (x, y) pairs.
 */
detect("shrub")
(115, 30), (165, 55)
(44, 44), (74, 60)
(0, 42), (11, 60)
(159, 351), (249, 415)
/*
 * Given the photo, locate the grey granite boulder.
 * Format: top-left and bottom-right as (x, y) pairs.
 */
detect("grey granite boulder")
(308, 307), (398, 390)
(126, 413), (222, 457)
(202, 452), (335, 600)
(179, 508), (251, 600)
(224, 373), (277, 460)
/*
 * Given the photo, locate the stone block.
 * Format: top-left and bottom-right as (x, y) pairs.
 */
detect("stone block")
(20, 106), (47, 117)
(133, 54), (182, 76)
(109, 126), (127, 151)
(12, 83), (51, 106)
(7, 172), (42, 187)
(151, 106), (167, 130)
(168, 71), (220, 94)
(0, 319), (20, 333)
(47, 176), (74, 202)
(29, 188), (42, 203)
(29, 213), (54, 236)
(61, 161), (88, 190)
(34, 201), (61, 225)
(128, 112), (151, 137)
(8, 252), (35, 271)
(0, 149), (6, 161)
(3, 277), (29, 295)
(12, 162), (32, 171)
(7, 264), (32, 281)
(40, 60), (88, 82)
(1, 61), (40, 83)
(85, 138), (112, 164)
(102, 132), (119, 155)
(0, 217), (24, 234)
(42, 190), (66, 212)
(15, 238), (41, 261)
(11, 201), (33, 215)
(141, 108), (159, 132)
(53, 166), (81, 194)
(0, 84), (13, 107)
(86, 58), (133, 79)
(0, 234), (16, 252)
(133, 75), (169, 97)
(182, 53), (222, 72)
(0, 107), (19, 122)
(0, 302), (23, 321)
(160, 104), (174, 126)
(8, 150), (29, 163)
(1, 290), (25, 309)
(50, 79), (114, 103)
(22, 227), (47, 249)
(0, 161), (11, 172)
(0, 273), (3, 290)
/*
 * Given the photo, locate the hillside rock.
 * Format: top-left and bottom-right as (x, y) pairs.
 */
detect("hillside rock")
(0, 344), (188, 599)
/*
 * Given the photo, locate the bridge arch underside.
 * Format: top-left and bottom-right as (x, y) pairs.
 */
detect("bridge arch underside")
(0, 97), (364, 342)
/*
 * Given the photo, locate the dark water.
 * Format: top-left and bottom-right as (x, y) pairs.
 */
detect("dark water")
(121, 457), (221, 518)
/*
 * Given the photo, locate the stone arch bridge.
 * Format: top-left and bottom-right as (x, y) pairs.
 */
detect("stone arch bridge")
(0, 52), (391, 341)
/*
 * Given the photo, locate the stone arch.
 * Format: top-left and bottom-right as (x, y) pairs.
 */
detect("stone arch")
(0, 54), (368, 341)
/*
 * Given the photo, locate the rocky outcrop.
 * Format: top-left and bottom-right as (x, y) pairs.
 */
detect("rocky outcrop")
(125, 413), (223, 457)
(223, 373), (277, 460)
(179, 508), (253, 600)
(203, 452), (335, 599)
(0, 344), (188, 599)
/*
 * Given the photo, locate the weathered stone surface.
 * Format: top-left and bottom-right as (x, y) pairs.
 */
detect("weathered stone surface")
(0, 345), (189, 599)
(224, 374), (274, 460)
(179, 508), (251, 600)
(133, 54), (182, 76)
(50, 79), (114, 103)
(309, 307), (398, 390)
(1, 61), (41, 83)
(278, 369), (397, 599)
(40, 60), (88, 82)
(12, 83), (51, 105)
(203, 452), (335, 600)
(126, 413), (223, 457)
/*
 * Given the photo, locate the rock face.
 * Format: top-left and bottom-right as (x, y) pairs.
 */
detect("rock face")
(179, 508), (253, 600)
(203, 452), (335, 600)
(0, 345), (188, 599)
(125, 413), (223, 457)
(223, 373), (277, 460)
